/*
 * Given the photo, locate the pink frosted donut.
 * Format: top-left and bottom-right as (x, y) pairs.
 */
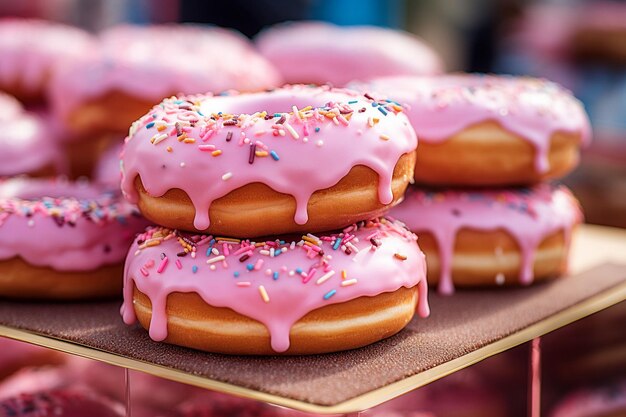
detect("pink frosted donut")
(121, 84), (417, 236)
(93, 142), (123, 187)
(122, 218), (429, 354)
(0, 19), (95, 103)
(349, 74), (591, 186)
(49, 24), (282, 136)
(256, 21), (443, 86)
(0, 177), (147, 299)
(390, 184), (582, 294)
(551, 380), (626, 417)
(0, 93), (65, 177)
(0, 339), (63, 381)
(0, 388), (124, 417)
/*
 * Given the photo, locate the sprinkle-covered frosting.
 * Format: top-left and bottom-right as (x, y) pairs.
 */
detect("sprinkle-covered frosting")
(122, 217), (429, 353)
(49, 24), (282, 125)
(0, 178), (147, 271)
(256, 21), (442, 86)
(389, 184), (583, 294)
(121, 84), (417, 231)
(349, 74), (592, 173)
(0, 93), (65, 176)
(0, 18), (96, 96)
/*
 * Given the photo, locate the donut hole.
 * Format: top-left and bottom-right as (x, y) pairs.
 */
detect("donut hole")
(0, 178), (103, 201)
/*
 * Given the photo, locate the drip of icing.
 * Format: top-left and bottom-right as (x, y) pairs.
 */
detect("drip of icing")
(0, 178), (148, 271)
(389, 184), (583, 295)
(121, 218), (429, 353)
(255, 21), (443, 86)
(121, 85), (417, 231)
(348, 74), (592, 174)
(49, 24), (282, 125)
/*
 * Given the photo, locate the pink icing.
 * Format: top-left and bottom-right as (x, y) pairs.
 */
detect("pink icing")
(255, 21), (443, 86)
(94, 141), (124, 188)
(0, 19), (95, 96)
(551, 380), (626, 417)
(349, 74), (592, 174)
(121, 85), (417, 231)
(121, 218), (429, 353)
(0, 93), (65, 176)
(48, 24), (282, 126)
(389, 184), (583, 295)
(0, 177), (147, 271)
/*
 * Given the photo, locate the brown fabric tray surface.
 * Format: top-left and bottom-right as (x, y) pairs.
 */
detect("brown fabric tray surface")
(0, 263), (624, 407)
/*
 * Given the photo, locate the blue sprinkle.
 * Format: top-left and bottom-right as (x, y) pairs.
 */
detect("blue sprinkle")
(146, 122), (155, 129)
(348, 100), (358, 104)
(323, 289), (337, 300)
(378, 106), (388, 116)
(192, 265), (198, 273)
(273, 271), (279, 280)
(246, 264), (254, 271)
(234, 271), (240, 278)
(206, 239), (216, 256)
(315, 127), (321, 132)
(296, 267), (303, 274)
(332, 238), (342, 250)
(274, 113), (281, 118)
(152, 114), (158, 118)
(197, 110), (204, 117)
(274, 248), (282, 257)
(371, 102), (378, 107)
(270, 150), (280, 161)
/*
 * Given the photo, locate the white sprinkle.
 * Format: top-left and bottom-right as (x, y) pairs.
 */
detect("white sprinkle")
(221, 172), (233, 181)
(316, 140), (324, 147)
(206, 255), (225, 264)
(302, 137), (308, 143)
(259, 285), (270, 303)
(152, 133), (168, 145)
(180, 162), (186, 168)
(341, 278), (358, 287)
(495, 273), (505, 285)
(27, 219), (35, 227)
(284, 123), (299, 139)
(316, 270), (336, 285)
(211, 248), (219, 256)
(209, 264), (216, 271)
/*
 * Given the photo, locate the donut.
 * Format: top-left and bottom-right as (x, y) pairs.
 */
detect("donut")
(348, 74), (591, 186)
(93, 142), (123, 187)
(48, 24), (282, 137)
(0, 19), (95, 103)
(550, 380), (626, 417)
(121, 85), (417, 237)
(0, 339), (63, 381)
(0, 388), (124, 417)
(0, 93), (65, 177)
(121, 218), (429, 354)
(255, 21), (442, 86)
(389, 184), (582, 294)
(0, 177), (147, 299)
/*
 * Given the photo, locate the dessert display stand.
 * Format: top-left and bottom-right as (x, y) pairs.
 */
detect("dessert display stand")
(0, 224), (624, 416)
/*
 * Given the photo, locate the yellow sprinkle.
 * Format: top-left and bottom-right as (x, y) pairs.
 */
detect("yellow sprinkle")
(216, 237), (241, 243)
(212, 150), (222, 157)
(394, 253), (408, 261)
(341, 278), (358, 287)
(341, 270), (347, 280)
(157, 124), (167, 132)
(373, 118), (380, 124)
(379, 134), (390, 141)
(166, 146), (173, 152)
(259, 285), (270, 303)
(255, 151), (268, 157)
(392, 104), (403, 112)
(302, 236), (320, 245)
(183, 138), (196, 144)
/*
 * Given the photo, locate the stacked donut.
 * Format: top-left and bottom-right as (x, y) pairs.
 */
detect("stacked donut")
(349, 74), (589, 294)
(119, 84), (430, 355)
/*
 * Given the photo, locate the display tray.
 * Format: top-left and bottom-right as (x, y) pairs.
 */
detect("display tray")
(0, 225), (625, 414)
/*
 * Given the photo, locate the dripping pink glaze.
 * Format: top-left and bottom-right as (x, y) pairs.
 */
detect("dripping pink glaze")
(550, 380), (626, 417)
(349, 74), (592, 174)
(94, 141), (124, 187)
(0, 177), (148, 271)
(48, 24), (282, 126)
(389, 184), (583, 295)
(121, 218), (429, 353)
(0, 19), (95, 95)
(0, 93), (65, 176)
(255, 21), (443, 86)
(120, 85), (417, 231)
